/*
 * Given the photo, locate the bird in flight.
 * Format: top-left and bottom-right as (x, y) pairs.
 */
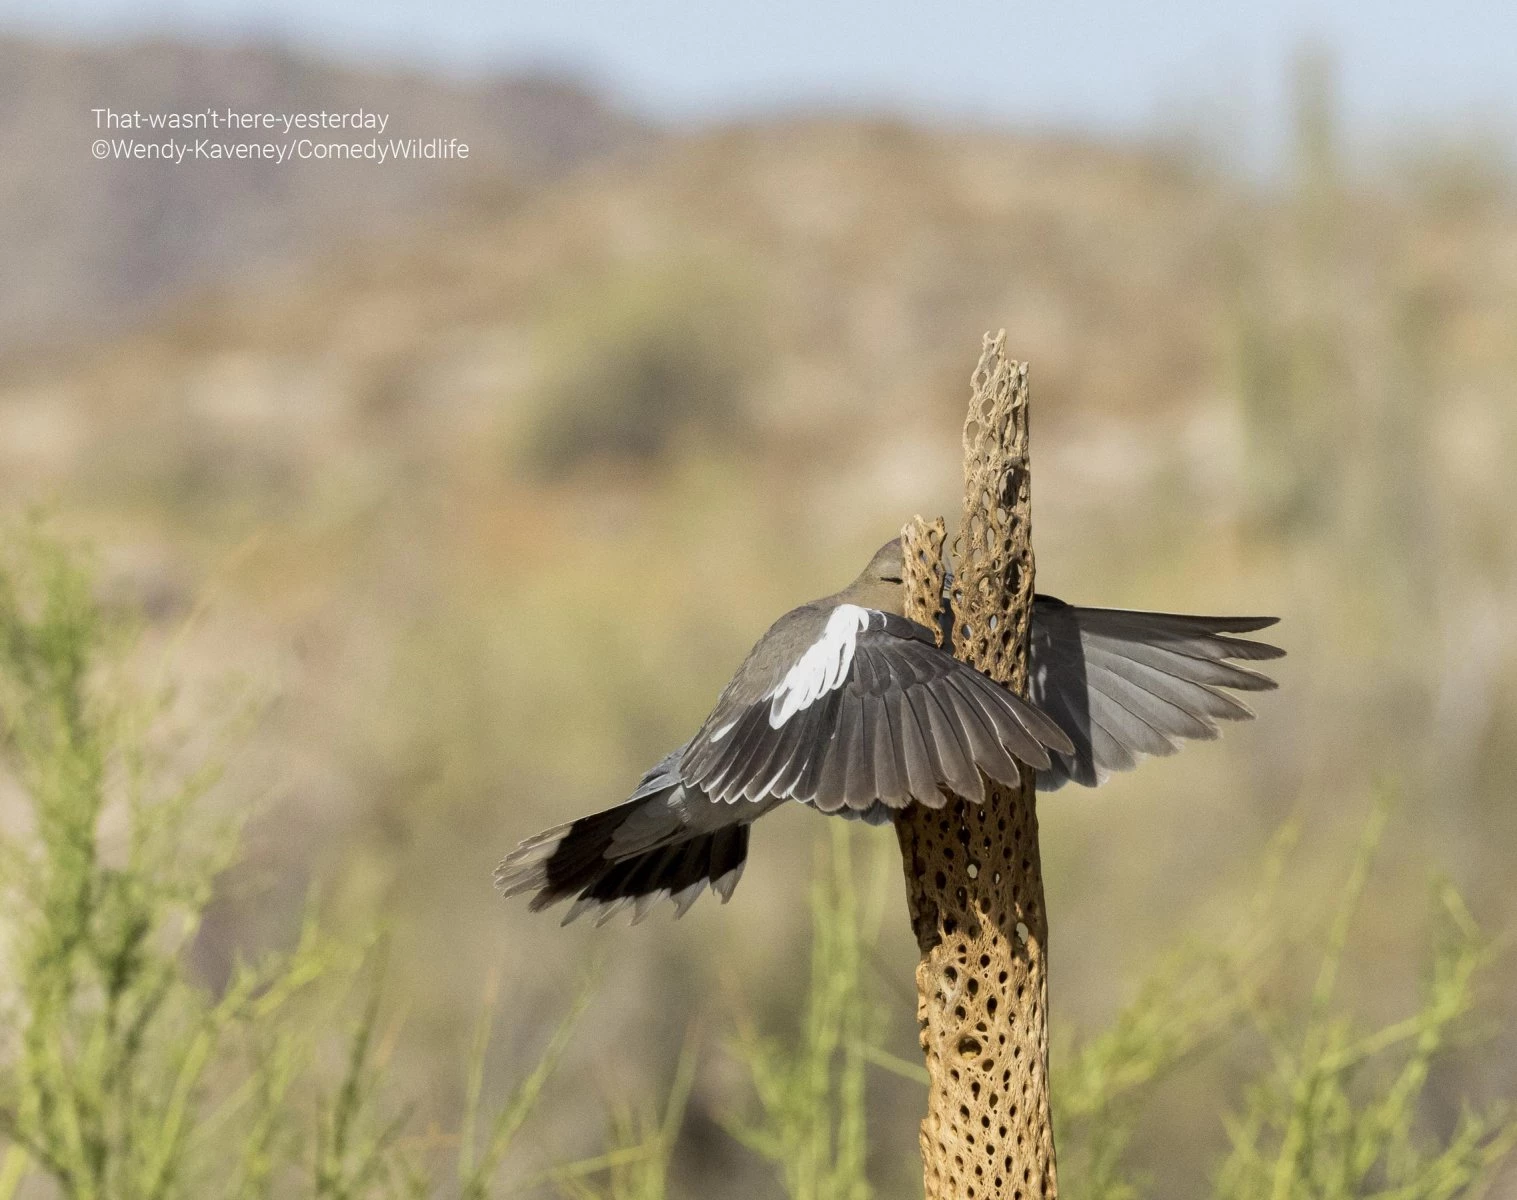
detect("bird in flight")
(496, 538), (1282, 925)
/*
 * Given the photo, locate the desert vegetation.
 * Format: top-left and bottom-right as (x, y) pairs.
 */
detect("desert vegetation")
(0, 528), (1512, 1197)
(0, 37), (1514, 1199)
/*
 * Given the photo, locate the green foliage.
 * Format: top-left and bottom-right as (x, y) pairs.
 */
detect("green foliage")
(1052, 805), (1517, 1200)
(524, 258), (760, 475)
(544, 1032), (697, 1200)
(723, 823), (883, 1200)
(1213, 809), (1517, 1200)
(0, 528), (580, 1200)
(1054, 825), (1297, 1200)
(458, 973), (593, 1200)
(1055, 936), (1252, 1200)
(0, 525), (366, 1199)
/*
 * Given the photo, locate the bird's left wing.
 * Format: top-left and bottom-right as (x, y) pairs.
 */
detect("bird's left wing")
(679, 605), (1072, 814)
(1029, 597), (1283, 790)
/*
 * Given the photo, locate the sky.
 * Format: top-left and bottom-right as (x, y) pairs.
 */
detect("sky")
(11, 1), (1517, 168)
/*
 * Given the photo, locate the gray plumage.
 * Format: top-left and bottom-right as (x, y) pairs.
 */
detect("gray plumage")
(1027, 597), (1282, 790)
(495, 539), (1281, 925)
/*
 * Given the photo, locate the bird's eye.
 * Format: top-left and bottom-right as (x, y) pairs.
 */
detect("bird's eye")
(881, 575), (903, 584)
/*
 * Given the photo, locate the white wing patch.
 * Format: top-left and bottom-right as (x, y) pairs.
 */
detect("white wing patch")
(768, 604), (873, 728)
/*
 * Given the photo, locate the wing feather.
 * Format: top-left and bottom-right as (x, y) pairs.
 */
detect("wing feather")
(1085, 662), (1218, 743)
(917, 684), (984, 802)
(813, 694), (862, 813)
(1031, 597), (1281, 790)
(1084, 650), (1257, 723)
(895, 688), (944, 806)
(864, 695), (907, 808)
(941, 677), (1022, 788)
(955, 668), (1057, 768)
(844, 694), (878, 809)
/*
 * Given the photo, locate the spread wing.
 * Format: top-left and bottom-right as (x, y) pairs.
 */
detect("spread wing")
(1029, 597), (1282, 790)
(679, 604), (1073, 814)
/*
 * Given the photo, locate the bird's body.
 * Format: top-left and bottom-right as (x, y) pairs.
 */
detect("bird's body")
(496, 539), (1282, 925)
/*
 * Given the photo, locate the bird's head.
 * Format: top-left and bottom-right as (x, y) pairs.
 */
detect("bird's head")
(839, 538), (909, 615)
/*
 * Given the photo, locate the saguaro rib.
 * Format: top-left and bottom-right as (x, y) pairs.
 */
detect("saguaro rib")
(896, 331), (1057, 1200)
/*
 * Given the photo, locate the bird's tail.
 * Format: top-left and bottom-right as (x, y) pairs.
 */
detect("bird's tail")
(494, 794), (750, 927)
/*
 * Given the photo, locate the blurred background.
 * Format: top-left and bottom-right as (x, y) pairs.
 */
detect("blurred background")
(1, 3), (1514, 1196)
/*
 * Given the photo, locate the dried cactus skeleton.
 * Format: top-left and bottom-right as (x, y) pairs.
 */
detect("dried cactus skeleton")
(895, 333), (1056, 1199)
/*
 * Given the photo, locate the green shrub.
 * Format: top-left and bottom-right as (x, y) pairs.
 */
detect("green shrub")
(0, 528), (579, 1200)
(0, 525), (369, 1198)
(523, 259), (761, 475)
(1212, 806), (1517, 1200)
(723, 823), (883, 1200)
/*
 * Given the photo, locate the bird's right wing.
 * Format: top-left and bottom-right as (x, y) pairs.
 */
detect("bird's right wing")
(679, 606), (1072, 814)
(1028, 597), (1283, 790)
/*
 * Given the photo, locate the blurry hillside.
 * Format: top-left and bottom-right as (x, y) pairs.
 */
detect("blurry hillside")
(0, 35), (647, 355)
(1, 36), (1515, 1198)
